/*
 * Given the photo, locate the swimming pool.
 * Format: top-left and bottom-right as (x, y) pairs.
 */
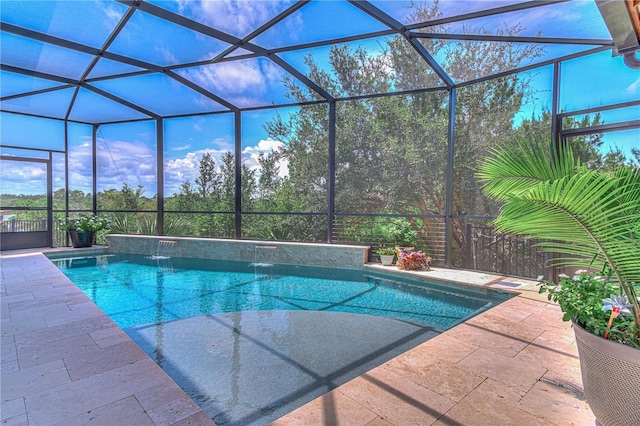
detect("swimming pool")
(51, 253), (509, 425)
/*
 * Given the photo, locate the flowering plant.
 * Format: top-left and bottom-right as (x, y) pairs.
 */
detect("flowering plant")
(538, 272), (639, 348)
(58, 214), (110, 232)
(396, 250), (431, 271)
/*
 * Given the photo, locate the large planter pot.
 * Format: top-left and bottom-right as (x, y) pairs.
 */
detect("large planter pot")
(68, 230), (96, 248)
(573, 320), (640, 426)
(395, 245), (414, 257)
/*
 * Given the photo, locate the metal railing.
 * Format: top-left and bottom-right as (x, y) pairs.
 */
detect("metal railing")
(0, 219), (47, 232)
(464, 224), (552, 279)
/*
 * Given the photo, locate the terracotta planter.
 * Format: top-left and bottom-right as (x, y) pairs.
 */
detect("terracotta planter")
(573, 320), (640, 426)
(395, 245), (414, 257)
(69, 230), (96, 248)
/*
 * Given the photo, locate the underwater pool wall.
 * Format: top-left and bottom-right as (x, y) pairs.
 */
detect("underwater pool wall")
(106, 234), (369, 269)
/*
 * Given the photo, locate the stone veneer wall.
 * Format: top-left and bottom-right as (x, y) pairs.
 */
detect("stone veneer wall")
(106, 234), (369, 269)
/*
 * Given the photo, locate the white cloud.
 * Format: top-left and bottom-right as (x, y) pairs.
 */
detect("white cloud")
(211, 137), (234, 152)
(164, 151), (200, 190)
(626, 76), (640, 96)
(262, 60), (285, 83)
(241, 138), (289, 178)
(178, 58), (285, 107)
(177, 0), (295, 37)
(164, 148), (231, 195)
(185, 61), (266, 94)
(160, 138), (290, 194)
(1, 137), (288, 197)
(0, 161), (46, 195)
(157, 46), (180, 66)
(93, 138), (158, 192)
(99, 1), (124, 30)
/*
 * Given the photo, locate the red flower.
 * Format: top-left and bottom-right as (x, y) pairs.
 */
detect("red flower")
(396, 250), (432, 271)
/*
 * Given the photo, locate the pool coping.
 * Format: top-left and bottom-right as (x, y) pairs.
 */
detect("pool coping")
(1, 248), (594, 425)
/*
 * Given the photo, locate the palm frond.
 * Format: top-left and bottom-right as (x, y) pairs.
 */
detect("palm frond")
(477, 136), (579, 201)
(479, 136), (640, 328)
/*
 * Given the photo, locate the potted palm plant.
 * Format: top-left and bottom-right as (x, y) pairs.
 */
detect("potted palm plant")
(478, 136), (639, 426)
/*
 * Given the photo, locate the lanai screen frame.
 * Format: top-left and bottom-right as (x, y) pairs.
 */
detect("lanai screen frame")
(1, 0), (639, 268)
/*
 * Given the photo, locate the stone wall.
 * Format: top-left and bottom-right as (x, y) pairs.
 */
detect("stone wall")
(106, 235), (369, 269)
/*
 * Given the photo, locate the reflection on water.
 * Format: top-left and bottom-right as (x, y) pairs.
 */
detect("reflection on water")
(126, 310), (440, 426)
(52, 253), (509, 425)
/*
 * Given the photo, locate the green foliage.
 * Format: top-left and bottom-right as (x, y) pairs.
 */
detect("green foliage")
(388, 218), (420, 247)
(58, 214), (110, 232)
(98, 183), (154, 211)
(165, 152), (238, 238)
(256, 150), (283, 200)
(514, 111), (633, 172)
(195, 152), (219, 198)
(162, 215), (192, 236)
(106, 214), (137, 234)
(263, 1), (552, 262)
(53, 189), (92, 210)
(478, 135), (640, 345)
(106, 213), (191, 236)
(540, 273), (617, 324)
(376, 246), (397, 256)
(137, 215), (157, 235)
(243, 213), (301, 241)
(539, 273), (639, 348)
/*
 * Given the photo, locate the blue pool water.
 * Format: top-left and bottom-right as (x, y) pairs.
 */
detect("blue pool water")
(51, 253), (509, 425)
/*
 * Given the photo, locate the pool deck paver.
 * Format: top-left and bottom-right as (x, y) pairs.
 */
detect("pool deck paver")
(1, 251), (214, 426)
(1, 249), (595, 425)
(272, 265), (595, 426)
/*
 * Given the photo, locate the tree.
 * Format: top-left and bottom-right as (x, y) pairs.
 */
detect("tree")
(97, 183), (150, 211)
(195, 152), (219, 198)
(516, 111), (629, 172)
(256, 150), (282, 203)
(218, 152), (235, 212)
(168, 151), (261, 238)
(264, 2), (545, 262)
(166, 180), (202, 220)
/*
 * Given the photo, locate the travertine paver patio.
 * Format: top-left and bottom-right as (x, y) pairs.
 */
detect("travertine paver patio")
(1, 249), (594, 425)
(1, 251), (214, 426)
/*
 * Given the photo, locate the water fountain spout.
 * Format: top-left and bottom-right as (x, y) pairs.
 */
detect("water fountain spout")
(252, 244), (278, 278)
(154, 240), (178, 259)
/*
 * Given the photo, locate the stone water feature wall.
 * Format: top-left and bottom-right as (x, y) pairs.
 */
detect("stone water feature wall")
(106, 235), (369, 269)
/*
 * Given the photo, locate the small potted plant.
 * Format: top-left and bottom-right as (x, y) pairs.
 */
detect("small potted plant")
(58, 214), (110, 248)
(376, 246), (396, 266)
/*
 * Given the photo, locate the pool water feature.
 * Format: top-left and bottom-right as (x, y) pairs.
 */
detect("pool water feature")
(51, 253), (509, 425)
(150, 239), (177, 260)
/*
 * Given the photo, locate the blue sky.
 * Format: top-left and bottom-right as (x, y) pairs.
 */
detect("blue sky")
(1, 0), (638, 197)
